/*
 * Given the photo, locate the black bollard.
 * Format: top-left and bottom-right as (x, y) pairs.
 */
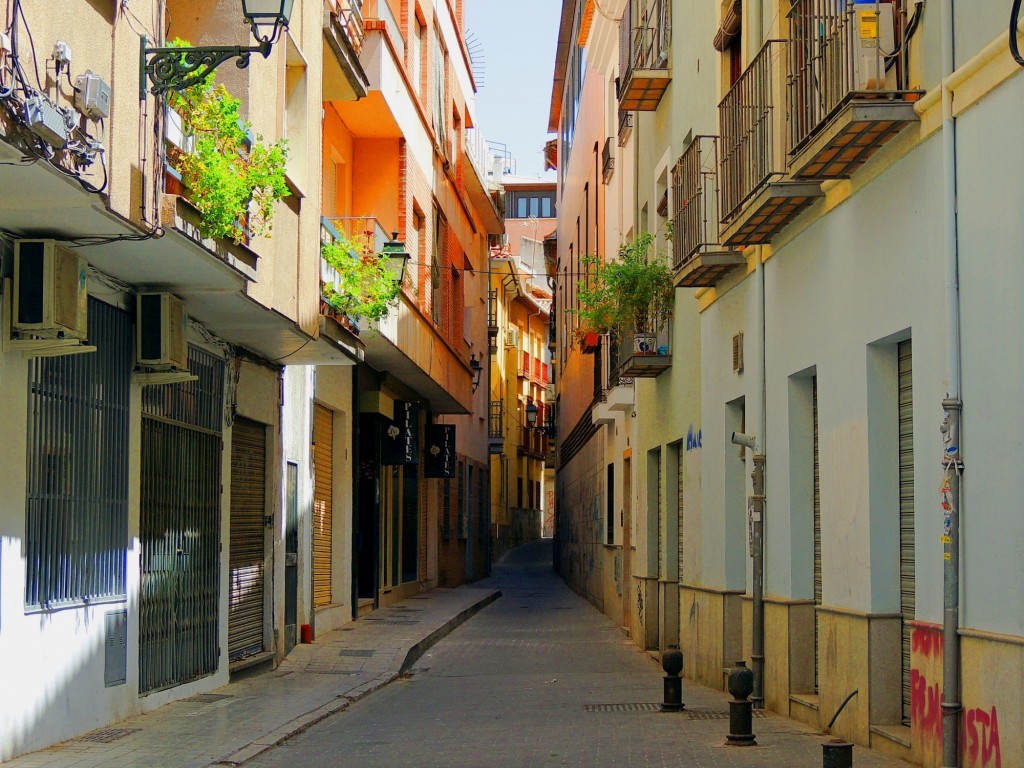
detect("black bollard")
(822, 740), (853, 768)
(661, 646), (684, 711)
(725, 660), (756, 746)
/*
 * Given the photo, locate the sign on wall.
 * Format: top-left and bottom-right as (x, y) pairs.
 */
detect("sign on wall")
(381, 401), (419, 465)
(424, 424), (456, 478)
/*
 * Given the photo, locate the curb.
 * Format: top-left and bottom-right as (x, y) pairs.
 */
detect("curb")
(212, 588), (502, 766)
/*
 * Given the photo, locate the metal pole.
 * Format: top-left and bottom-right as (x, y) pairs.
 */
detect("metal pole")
(940, 0), (962, 765)
(751, 453), (766, 709)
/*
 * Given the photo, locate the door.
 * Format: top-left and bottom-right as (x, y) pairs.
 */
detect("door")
(139, 348), (224, 693)
(284, 461), (299, 653)
(313, 404), (334, 607)
(228, 417), (268, 662)
(898, 340), (915, 723)
(622, 456), (632, 631)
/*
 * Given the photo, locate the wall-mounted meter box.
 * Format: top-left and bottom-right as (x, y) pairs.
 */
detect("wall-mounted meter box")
(74, 71), (111, 119)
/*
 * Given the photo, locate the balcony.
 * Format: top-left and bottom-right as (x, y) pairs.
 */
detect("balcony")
(463, 126), (504, 234)
(602, 138), (615, 184)
(786, 0), (920, 179)
(323, 0), (370, 102)
(518, 351), (530, 380)
(517, 427), (548, 460)
(671, 136), (745, 287)
(487, 290), (499, 351)
(618, 108), (634, 147)
(612, 326), (671, 378)
(489, 401), (504, 455)
(618, 0), (671, 111)
(718, 41), (823, 247)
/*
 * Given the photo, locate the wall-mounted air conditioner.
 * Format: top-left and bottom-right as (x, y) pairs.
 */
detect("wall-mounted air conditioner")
(853, 3), (896, 90)
(506, 327), (520, 348)
(13, 239), (88, 340)
(136, 292), (188, 372)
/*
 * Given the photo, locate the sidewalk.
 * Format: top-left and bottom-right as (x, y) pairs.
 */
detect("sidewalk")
(5, 587), (500, 768)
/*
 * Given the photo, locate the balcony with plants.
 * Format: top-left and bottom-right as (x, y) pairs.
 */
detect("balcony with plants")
(162, 54), (289, 270)
(670, 136), (744, 287)
(323, 0), (370, 102)
(617, 0), (672, 111)
(786, 0), (921, 180)
(319, 216), (403, 335)
(575, 233), (674, 379)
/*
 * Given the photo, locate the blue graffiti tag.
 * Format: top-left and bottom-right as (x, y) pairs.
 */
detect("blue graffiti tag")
(686, 424), (703, 452)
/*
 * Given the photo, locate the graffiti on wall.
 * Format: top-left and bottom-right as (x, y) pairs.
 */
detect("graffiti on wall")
(910, 626), (1002, 768)
(686, 424), (702, 452)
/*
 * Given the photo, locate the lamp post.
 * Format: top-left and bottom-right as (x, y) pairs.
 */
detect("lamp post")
(470, 354), (483, 393)
(141, 0), (294, 96)
(525, 401), (539, 428)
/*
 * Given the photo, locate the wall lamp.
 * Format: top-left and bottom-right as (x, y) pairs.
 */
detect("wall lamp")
(141, 0), (294, 96)
(469, 354), (483, 393)
(525, 401), (539, 428)
(382, 232), (411, 285)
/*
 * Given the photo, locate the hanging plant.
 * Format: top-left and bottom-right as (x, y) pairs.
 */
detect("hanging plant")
(574, 232), (674, 339)
(165, 39), (289, 244)
(321, 229), (403, 322)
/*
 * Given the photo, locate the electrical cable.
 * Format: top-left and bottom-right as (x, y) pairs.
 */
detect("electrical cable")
(1012, 0), (1024, 66)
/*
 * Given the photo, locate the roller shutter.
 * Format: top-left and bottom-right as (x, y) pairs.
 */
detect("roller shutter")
(313, 404), (334, 607)
(898, 340), (915, 724)
(813, 376), (821, 693)
(229, 417), (267, 662)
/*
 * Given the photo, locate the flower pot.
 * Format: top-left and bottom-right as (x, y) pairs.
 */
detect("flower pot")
(633, 333), (658, 355)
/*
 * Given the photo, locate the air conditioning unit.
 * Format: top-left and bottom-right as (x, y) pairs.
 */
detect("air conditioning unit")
(13, 239), (88, 340)
(136, 292), (188, 372)
(853, 3), (896, 90)
(506, 327), (520, 348)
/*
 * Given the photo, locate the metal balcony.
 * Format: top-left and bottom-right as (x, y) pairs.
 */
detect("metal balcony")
(671, 136), (744, 287)
(488, 401), (504, 455)
(602, 138), (615, 184)
(612, 327), (671, 378)
(618, 108), (634, 147)
(618, 0), (671, 111)
(787, 0), (920, 179)
(323, 0), (370, 101)
(718, 41), (823, 247)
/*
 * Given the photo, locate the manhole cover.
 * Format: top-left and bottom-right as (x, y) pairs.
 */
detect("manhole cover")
(583, 703), (662, 713)
(77, 728), (141, 744)
(184, 693), (233, 704)
(339, 649), (375, 658)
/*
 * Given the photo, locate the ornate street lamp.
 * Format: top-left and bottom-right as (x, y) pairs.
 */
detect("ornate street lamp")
(141, 0), (294, 96)
(382, 232), (411, 285)
(525, 401), (539, 428)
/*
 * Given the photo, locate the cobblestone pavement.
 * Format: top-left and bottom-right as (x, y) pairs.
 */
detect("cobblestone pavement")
(3, 588), (499, 768)
(249, 539), (912, 768)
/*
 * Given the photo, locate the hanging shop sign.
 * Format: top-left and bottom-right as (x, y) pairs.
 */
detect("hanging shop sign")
(424, 424), (456, 478)
(381, 401), (419, 465)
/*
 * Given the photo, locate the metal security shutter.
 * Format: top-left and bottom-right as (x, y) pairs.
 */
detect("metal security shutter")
(657, 452), (664, 578)
(140, 348), (223, 694)
(313, 404), (334, 607)
(898, 340), (915, 724)
(813, 376), (821, 693)
(677, 448), (684, 584)
(229, 417), (267, 661)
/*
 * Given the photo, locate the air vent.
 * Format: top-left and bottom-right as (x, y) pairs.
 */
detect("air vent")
(137, 292), (188, 372)
(13, 239), (88, 340)
(732, 332), (744, 373)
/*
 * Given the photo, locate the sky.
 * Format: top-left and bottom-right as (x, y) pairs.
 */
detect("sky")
(464, 1), (562, 179)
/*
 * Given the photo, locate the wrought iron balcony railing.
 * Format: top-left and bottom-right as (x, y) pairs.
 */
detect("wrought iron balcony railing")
(326, 0), (366, 54)
(618, 0), (671, 111)
(670, 136), (744, 286)
(488, 400), (504, 440)
(602, 137), (615, 184)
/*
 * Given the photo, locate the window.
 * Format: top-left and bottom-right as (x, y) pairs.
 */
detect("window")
(25, 299), (132, 608)
(284, 37), (308, 187)
(507, 190), (557, 219)
(412, 15), (424, 102)
(432, 207), (446, 327)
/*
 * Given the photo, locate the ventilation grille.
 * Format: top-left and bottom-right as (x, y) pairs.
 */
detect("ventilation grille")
(732, 332), (744, 373)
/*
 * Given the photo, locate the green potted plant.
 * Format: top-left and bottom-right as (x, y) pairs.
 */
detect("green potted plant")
(165, 40), (289, 244)
(321, 229), (403, 327)
(575, 233), (674, 355)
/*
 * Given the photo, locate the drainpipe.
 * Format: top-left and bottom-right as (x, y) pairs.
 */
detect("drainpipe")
(940, 0), (962, 766)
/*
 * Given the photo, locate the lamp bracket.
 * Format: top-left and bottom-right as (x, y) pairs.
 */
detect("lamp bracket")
(140, 35), (271, 97)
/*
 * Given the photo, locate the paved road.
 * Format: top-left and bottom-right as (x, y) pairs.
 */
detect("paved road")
(251, 539), (907, 768)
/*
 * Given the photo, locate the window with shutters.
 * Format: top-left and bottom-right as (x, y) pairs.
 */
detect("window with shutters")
(25, 299), (131, 609)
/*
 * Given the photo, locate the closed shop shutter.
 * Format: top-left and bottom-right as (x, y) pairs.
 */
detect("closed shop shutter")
(813, 376), (821, 692)
(898, 340), (915, 724)
(677, 448), (684, 584)
(313, 404), (334, 607)
(229, 417), (267, 661)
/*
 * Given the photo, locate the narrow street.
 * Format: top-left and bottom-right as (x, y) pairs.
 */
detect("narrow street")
(249, 540), (907, 768)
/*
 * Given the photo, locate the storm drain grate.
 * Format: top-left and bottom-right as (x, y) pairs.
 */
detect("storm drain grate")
(184, 693), (233, 704)
(77, 728), (141, 743)
(363, 618), (420, 625)
(339, 649), (375, 658)
(583, 703), (662, 713)
(685, 709), (768, 720)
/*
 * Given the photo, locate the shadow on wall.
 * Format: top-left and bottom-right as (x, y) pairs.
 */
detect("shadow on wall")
(492, 508), (542, 563)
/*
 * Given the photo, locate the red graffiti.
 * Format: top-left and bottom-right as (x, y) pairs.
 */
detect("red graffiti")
(965, 707), (1001, 768)
(911, 625), (944, 657)
(911, 668), (944, 744)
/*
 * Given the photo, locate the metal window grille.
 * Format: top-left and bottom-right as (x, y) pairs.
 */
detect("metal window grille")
(25, 298), (132, 608)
